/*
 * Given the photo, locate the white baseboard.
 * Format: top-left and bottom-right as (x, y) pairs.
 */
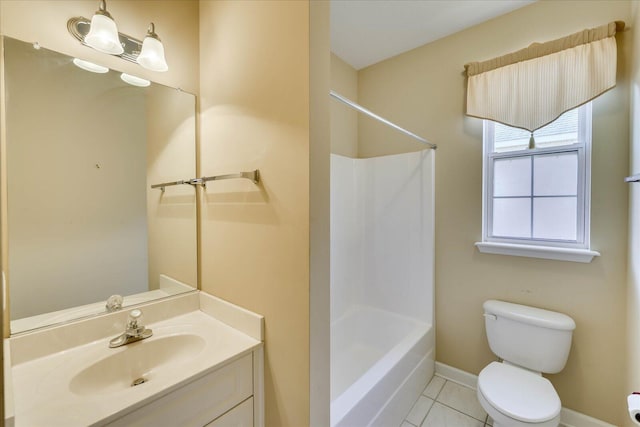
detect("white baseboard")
(559, 407), (617, 427)
(435, 362), (615, 427)
(435, 361), (477, 388)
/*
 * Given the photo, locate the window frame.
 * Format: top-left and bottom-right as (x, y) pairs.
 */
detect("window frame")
(480, 103), (594, 254)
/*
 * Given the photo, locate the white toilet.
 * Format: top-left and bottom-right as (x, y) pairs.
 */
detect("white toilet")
(477, 300), (576, 427)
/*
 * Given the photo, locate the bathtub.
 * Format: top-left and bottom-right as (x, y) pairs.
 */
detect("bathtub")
(330, 305), (435, 427)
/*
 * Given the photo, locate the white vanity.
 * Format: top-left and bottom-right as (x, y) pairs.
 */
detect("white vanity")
(4, 291), (264, 427)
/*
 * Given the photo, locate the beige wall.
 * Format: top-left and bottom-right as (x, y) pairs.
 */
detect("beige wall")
(198, 1), (317, 425)
(330, 53), (358, 157)
(357, 1), (630, 424)
(628, 2), (640, 427)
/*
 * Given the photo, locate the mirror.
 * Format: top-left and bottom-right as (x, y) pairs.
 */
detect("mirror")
(2, 36), (197, 334)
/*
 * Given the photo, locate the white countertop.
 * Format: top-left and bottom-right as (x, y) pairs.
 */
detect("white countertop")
(5, 292), (264, 427)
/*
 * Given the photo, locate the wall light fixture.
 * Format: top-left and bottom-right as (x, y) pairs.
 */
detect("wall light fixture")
(84, 0), (123, 55)
(137, 23), (168, 72)
(67, 0), (168, 72)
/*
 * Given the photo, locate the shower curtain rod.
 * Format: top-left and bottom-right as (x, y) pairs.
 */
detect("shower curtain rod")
(329, 90), (437, 150)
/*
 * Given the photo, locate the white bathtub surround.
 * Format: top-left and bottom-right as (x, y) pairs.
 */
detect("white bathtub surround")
(330, 306), (435, 426)
(330, 152), (435, 324)
(330, 151), (435, 426)
(433, 362), (617, 427)
(4, 291), (264, 427)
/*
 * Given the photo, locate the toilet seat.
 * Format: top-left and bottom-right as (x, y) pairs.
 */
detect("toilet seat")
(478, 362), (561, 423)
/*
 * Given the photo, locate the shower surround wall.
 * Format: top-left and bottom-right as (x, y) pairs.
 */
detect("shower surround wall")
(330, 151), (435, 426)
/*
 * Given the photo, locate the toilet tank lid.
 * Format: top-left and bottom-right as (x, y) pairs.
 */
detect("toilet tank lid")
(484, 300), (576, 331)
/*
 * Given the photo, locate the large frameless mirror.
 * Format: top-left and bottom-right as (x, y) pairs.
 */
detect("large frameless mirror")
(2, 36), (197, 334)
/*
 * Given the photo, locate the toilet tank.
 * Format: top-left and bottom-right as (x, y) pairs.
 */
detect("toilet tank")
(483, 300), (576, 374)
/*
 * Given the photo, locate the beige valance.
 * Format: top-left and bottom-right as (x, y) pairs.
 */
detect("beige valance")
(465, 21), (624, 132)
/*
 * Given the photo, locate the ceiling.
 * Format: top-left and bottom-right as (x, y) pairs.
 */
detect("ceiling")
(330, 0), (536, 70)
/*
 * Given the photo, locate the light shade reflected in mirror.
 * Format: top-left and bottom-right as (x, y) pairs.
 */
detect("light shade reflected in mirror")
(2, 36), (197, 334)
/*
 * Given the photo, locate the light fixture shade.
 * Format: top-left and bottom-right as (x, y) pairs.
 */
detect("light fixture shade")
(136, 26), (168, 72)
(85, 13), (123, 55)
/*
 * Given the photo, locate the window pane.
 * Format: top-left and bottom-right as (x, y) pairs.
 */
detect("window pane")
(533, 152), (578, 196)
(533, 108), (578, 149)
(492, 198), (531, 238)
(493, 108), (579, 153)
(494, 125), (530, 152)
(493, 157), (531, 197)
(533, 197), (577, 240)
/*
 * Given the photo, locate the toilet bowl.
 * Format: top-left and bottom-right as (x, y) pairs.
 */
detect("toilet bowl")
(477, 362), (560, 427)
(478, 300), (575, 427)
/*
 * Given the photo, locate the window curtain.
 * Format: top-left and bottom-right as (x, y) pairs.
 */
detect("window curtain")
(465, 21), (624, 132)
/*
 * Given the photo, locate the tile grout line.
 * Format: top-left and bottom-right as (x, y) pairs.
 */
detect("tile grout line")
(435, 400), (488, 424)
(408, 377), (490, 427)
(420, 377), (446, 425)
(421, 398), (433, 426)
(421, 377), (448, 424)
(434, 380), (488, 424)
(432, 377), (446, 401)
(405, 385), (436, 427)
(407, 377), (443, 427)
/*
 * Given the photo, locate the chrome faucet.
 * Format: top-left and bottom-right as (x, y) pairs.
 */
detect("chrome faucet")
(109, 309), (153, 348)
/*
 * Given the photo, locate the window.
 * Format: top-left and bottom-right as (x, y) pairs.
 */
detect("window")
(476, 103), (599, 263)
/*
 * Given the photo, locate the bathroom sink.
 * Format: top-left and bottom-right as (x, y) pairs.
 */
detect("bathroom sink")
(69, 333), (206, 395)
(8, 294), (264, 427)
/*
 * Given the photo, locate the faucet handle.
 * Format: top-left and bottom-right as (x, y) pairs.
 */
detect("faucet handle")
(109, 308), (152, 347)
(126, 309), (144, 334)
(105, 294), (123, 312)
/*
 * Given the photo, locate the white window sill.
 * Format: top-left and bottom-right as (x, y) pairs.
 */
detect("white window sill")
(475, 242), (600, 263)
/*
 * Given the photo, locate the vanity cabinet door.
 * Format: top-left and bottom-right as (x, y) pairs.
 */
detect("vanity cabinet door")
(106, 354), (253, 427)
(205, 397), (253, 427)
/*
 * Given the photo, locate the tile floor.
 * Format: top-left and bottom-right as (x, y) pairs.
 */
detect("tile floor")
(400, 375), (493, 427)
